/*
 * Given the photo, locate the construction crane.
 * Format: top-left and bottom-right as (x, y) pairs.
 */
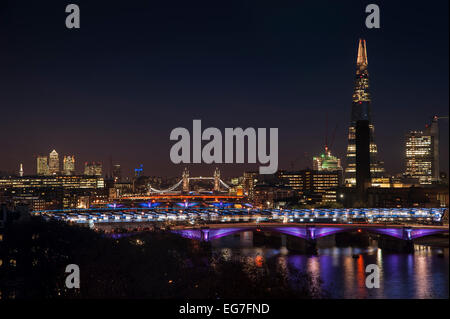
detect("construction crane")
(328, 123), (339, 152)
(430, 115), (449, 129)
(324, 113), (338, 153)
(290, 114), (339, 171)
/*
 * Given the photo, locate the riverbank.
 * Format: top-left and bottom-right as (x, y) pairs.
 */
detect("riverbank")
(414, 234), (449, 248)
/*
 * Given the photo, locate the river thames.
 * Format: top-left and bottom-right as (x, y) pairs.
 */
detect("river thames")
(211, 232), (449, 299)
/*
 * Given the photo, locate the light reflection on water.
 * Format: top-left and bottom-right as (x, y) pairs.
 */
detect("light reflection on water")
(211, 232), (449, 299)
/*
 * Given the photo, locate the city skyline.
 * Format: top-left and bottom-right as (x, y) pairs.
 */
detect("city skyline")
(0, 1), (448, 178)
(0, 1), (448, 303)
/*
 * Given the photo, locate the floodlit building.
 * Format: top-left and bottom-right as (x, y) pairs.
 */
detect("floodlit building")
(405, 117), (440, 184)
(277, 171), (303, 192)
(36, 155), (49, 176)
(313, 147), (343, 184)
(0, 175), (105, 188)
(345, 39), (385, 187)
(84, 162), (102, 176)
(0, 175), (105, 189)
(278, 169), (341, 196)
(63, 155), (75, 176)
(243, 171), (259, 200)
(48, 150), (60, 175)
(19, 164), (23, 177)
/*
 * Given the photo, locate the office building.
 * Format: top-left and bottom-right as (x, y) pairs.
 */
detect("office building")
(278, 169), (341, 195)
(345, 39), (385, 187)
(243, 171), (259, 200)
(355, 120), (371, 200)
(84, 162), (102, 176)
(0, 175), (105, 190)
(112, 164), (121, 182)
(313, 146), (342, 172)
(36, 156), (49, 176)
(405, 117), (440, 184)
(63, 156), (75, 176)
(48, 150), (59, 175)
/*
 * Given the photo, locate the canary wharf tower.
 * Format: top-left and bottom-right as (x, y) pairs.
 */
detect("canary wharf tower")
(345, 39), (385, 186)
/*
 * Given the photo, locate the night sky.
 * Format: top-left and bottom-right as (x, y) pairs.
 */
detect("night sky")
(0, 0), (448, 178)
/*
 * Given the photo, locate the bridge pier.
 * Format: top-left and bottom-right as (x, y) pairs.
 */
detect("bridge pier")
(402, 227), (412, 241)
(402, 227), (414, 253)
(305, 226), (318, 255)
(375, 227), (415, 253)
(285, 236), (317, 254)
(253, 231), (282, 248)
(405, 240), (414, 252)
(240, 231), (253, 247)
(305, 240), (318, 255)
(281, 234), (287, 247)
(284, 226), (317, 254)
(201, 228), (210, 241)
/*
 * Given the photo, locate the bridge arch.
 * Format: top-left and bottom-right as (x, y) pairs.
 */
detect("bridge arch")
(172, 225), (449, 242)
(148, 168), (231, 194)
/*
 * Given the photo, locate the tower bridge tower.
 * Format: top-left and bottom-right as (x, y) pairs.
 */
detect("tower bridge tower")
(182, 168), (190, 192)
(214, 167), (220, 192)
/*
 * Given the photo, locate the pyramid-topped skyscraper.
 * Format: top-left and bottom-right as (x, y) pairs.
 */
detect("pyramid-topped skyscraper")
(345, 39), (385, 186)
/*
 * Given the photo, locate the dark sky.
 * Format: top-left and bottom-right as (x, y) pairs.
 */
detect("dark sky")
(0, 0), (448, 178)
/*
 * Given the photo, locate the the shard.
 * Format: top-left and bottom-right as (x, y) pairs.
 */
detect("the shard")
(345, 39), (385, 186)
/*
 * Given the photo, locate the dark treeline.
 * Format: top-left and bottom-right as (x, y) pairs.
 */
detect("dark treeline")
(1, 217), (326, 299)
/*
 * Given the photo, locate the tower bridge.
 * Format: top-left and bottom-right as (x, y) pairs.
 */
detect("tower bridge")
(147, 168), (231, 194)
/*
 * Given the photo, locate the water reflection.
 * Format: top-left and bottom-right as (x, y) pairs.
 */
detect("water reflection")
(210, 232), (449, 299)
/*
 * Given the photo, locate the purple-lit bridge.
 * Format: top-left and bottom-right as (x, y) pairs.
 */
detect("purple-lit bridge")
(171, 223), (449, 242)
